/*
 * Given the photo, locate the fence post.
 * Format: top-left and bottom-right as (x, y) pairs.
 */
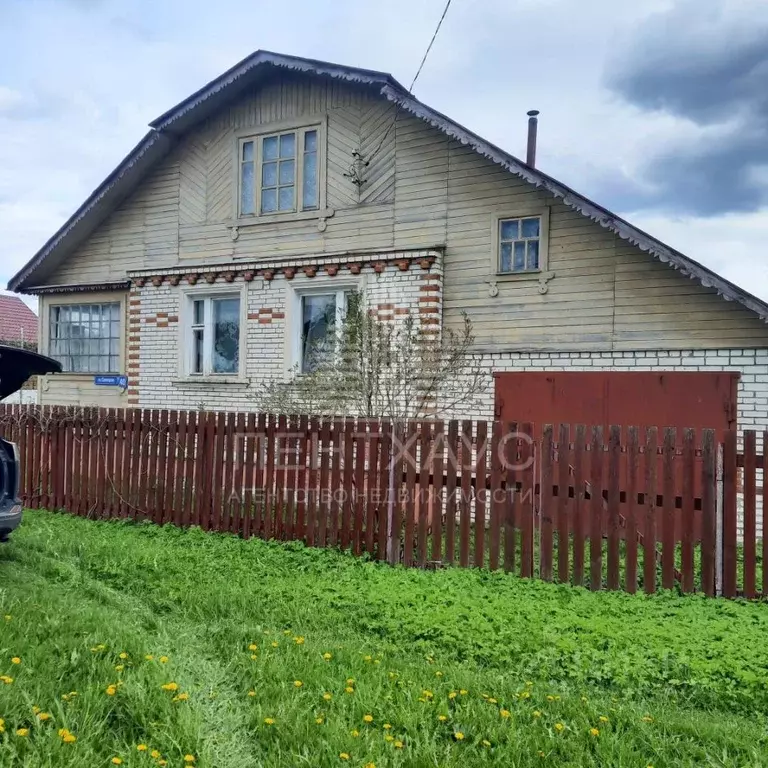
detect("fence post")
(715, 442), (724, 597)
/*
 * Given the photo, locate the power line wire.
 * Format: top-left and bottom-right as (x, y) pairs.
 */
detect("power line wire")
(365, 0), (455, 169)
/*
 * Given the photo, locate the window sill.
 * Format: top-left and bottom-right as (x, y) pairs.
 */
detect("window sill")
(230, 207), (334, 229)
(171, 377), (250, 388)
(494, 270), (544, 282)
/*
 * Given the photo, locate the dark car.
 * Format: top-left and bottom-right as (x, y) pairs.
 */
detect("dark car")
(0, 345), (61, 541)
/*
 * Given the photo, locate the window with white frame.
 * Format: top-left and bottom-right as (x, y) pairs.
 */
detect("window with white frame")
(293, 288), (356, 373)
(186, 294), (241, 376)
(49, 302), (121, 373)
(498, 215), (542, 273)
(239, 126), (319, 217)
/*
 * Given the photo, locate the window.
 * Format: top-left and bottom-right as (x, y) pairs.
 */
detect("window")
(239, 126), (319, 217)
(293, 288), (353, 373)
(498, 216), (542, 273)
(49, 303), (120, 373)
(186, 295), (241, 376)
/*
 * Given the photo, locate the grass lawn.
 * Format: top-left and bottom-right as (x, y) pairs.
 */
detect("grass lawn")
(1, 512), (768, 767)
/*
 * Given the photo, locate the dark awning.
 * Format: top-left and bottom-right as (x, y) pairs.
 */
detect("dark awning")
(0, 345), (62, 400)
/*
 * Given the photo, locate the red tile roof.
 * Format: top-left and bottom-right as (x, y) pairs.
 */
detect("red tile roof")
(0, 294), (38, 345)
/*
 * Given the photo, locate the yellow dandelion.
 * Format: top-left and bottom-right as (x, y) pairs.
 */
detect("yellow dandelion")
(115, 664), (125, 672)
(3, 615), (11, 621)
(520, 690), (531, 699)
(382, 723), (392, 730)
(323, 652), (332, 661)
(1, 675), (14, 684)
(590, 728), (600, 737)
(63, 733), (77, 743)
(500, 709), (511, 718)
(271, 642), (278, 648)
(438, 714), (448, 722)
(554, 723), (564, 732)
(0, 719), (4, 734)
(11, 657), (21, 665)
(641, 715), (654, 723)
(150, 749), (161, 759)
(422, 690), (434, 699)
(538, 751), (545, 758)
(32, 706), (41, 714)
(454, 732), (465, 741)
(145, 654), (154, 661)
(250, 654), (258, 660)
(294, 680), (303, 688)
(546, 695), (555, 702)
(435, 670), (443, 677)
(172, 692), (189, 702)
(294, 636), (305, 645)
(459, 689), (468, 696)
(183, 756), (195, 764)
(248, 644), (258, 651)
(316, 716), (324, 724)
(526, 681), (533, 687)
(16, 728), (29, 737)
(482, 693), (489, 700)
(346, 678), (355, 684)
(364, 655), (372, 662)
(363, 714), (373, 723)
(264, 717), (275, 726)
(111, 758), (123, 765)
(488, 697), (498, 704)
(364, 764), (376, 768)
(345, 686), (354, 694)
(350, 729), (359, 737)
(161, 682), (179, 691)
(599, 716), (609, 723)
(37, 712), (52, 722)
(394, 740), (403, 749)
(159, 656), (169, 663)
(339, 753), (350, 760)
(581, 696), (588, 703)
(384, 734), (394, 743)
(158, 761), (167, 767)
(323, 692), (332, 701)
(448, 691), (457, 699)
(248, 690), (256, 697)
(137, 744), (148, 751)
(482, 739), (491, 747)
(533, 710), (542, 718)
(119, 652), (129, 660)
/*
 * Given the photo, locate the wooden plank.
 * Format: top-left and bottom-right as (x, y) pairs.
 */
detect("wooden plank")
(317, 419), (331, 548)
(488, 420), (502, 571)
(474, 420), (488, 569)
(96, 410), (108, 519)
(253, 413), (267, 538)
(377, 420), (391, 561)
(305, 416), (319, 547)
(417, 421), (431, 567)
(210, 411), (227, 532)
(273, 414), (288, 539)
(181, 411), (196, 528)
(589, 425), (604, 591)
(503, 421), (518, 574)
(155, 410), (169, 523)
(222, 411), (238, 533)
(200, 411), (217, 529)
(607, 425), (621, 591)
(459, 420), (473, 568)
(32, 409), (43, 510)
(556, 423), (570, 583)
(625, 427), (639, 593)
(540, 424), (554, 581)
(402, 421), (418, 567)
(137, 409), (152, 518)
(443, 420), (459, 565)
(339, 419), (354, 550)
(519, 422), (534, 578)
(242, 412), (257, 538)
(700, 429), (716, 596)
(364, 421), (380, 558)
(77, 411), (89, 515)
(105, 408), (118, 517)
(722, 429), (738, 598)
(117, 409), (129, 517)
(572, 424), (586, 587)
(231, 411), (246, 533)
(170, 411), (185, 526)
(293, 415), (308, 541)
(662, 428), (677, 591)
(643, 427), (658, 594)
(681, 429), (696, 593)
(764, 431), (768, 597)
(263, 414), (277, 540)
(71, 410), (82, 515)
(329, 419), (343, 547)
(40, 407), (51, 511)
(87, 410), (99, 516)
(431, 420), (445, 563)
(284, 414), (298, 541)
(129, 408), (143, 518)
(352, 418), (366, 555)
(743, 430), (757, 598)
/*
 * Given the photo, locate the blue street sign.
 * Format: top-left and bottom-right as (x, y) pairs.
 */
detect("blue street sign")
(94, 375), (128, 389)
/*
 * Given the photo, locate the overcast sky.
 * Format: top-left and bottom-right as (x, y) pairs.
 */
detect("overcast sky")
(2, 0), (768, 309)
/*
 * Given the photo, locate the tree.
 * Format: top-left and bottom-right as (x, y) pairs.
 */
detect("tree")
(257, 291), (486, 420)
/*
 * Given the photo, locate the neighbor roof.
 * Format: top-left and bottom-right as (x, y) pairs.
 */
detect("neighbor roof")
(8, 50), (768, 322)
(0, 295), (38, 344)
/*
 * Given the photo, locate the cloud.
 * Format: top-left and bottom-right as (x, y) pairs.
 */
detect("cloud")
(606, 0), (768, 216)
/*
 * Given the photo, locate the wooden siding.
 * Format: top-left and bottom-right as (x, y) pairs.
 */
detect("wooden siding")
(36, 72), (768, 352)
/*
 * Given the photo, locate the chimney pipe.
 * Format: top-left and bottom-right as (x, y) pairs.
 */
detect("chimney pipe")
(526, 109), (540, 167)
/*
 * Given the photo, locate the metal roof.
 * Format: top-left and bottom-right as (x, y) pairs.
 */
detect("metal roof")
(0, 295), (38, 344)
(8, 50), (768, 322)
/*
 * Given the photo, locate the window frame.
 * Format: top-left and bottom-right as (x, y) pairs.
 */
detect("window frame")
(235, 117), (326, 223)
(46, 298), (123, 374)
(491, 207), (550, 280)
(285, 280), (362, 376)
(179, 284), (247, 380)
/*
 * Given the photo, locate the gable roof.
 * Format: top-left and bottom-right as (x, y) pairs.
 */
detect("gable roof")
(8, 50), (768, 322)
(0, 295), (38, 345)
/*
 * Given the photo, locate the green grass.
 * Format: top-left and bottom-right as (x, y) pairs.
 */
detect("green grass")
(1, 511), (768, 767)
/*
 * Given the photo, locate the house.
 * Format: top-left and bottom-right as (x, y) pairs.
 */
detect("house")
(0, 295), (38, 348)
(7, 51), (768, 441)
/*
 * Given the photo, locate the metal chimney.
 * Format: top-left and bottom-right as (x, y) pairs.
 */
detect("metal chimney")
(526, 110), (540, 167)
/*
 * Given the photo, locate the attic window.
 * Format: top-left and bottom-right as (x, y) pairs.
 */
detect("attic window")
(239, 126), (320, 217)
(494, 210), (549, 276)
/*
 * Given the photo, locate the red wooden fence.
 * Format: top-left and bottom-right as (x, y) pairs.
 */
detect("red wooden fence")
(0, 404), (763, 599)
